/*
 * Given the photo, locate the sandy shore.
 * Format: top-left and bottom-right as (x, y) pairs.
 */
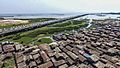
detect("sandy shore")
(0, 20), (29, 25)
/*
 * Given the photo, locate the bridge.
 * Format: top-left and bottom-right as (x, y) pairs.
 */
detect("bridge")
(0, 14), (89, 36)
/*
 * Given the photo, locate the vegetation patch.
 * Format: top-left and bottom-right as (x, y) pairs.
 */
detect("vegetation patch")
(36, 38), (53, 44)
(3, 58), (15, 68)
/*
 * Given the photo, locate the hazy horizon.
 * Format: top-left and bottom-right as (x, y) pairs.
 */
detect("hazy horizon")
(0, 0), (120, 14)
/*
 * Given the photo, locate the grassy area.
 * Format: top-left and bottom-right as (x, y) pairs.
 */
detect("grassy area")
(21, 20), (87, 37)
(0, 20), (88, 45)
(14, 37), (33, 44)
(3, 58), (15, 68)
(48, 20), (85, 27)
(35, 38), (53, 45)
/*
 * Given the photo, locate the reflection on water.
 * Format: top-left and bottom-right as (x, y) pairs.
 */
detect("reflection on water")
(0, 13), (81, 19)
(82, 14), (120, 19)
(0, 13), (120, 19)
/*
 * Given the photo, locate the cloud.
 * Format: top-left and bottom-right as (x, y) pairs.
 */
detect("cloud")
(0, 0), (120, 13)
(41, 0), (120, 12)
(0, 0), (58, 14)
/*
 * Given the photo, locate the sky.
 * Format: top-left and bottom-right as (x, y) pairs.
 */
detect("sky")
(0, 0), (120, 14)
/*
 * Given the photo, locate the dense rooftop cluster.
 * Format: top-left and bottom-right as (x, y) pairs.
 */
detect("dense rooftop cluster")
(92, 19), (120, 26)
(52, 25), (120, 68)
(0, 24), (120, 68)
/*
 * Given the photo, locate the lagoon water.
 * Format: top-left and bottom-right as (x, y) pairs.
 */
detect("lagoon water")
(81, 14), (120, 19)
(0, 13), (120, 19)
(0, 13), (80, 19)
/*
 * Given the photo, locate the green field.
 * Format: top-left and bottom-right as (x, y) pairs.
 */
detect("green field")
(2, 57), (15, 68)
(0, 20), (88, 45)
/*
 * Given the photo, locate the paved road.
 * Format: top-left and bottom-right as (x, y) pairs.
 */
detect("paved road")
(0, 14), (89, 36)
